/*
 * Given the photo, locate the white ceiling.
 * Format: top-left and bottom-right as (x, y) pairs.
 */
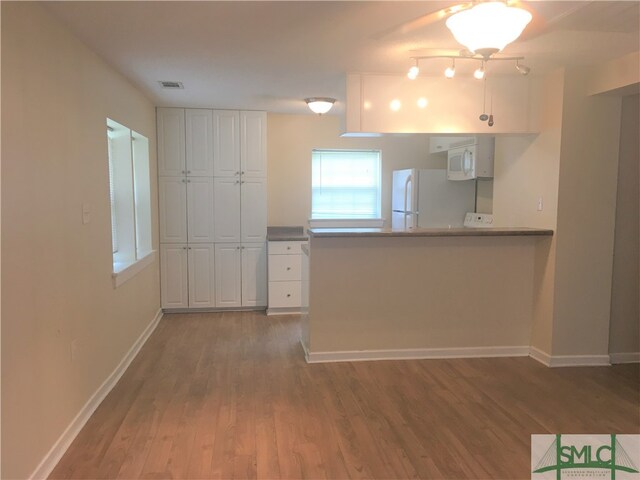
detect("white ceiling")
(43, 1), (640, 114)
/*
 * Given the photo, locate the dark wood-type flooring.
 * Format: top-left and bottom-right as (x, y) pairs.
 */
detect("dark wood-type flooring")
(50, 311), (640, 479)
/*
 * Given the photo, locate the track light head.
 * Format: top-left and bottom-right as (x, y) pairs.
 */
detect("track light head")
(473, 62), (485, 80)
(515, 61), (531, 76)
(407, 65), (419, 80)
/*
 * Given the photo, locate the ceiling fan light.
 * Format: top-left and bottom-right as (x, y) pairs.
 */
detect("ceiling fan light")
(444, 58), (455, 78)
(445, 2), (532, 57)
(305, 97), (336, 115)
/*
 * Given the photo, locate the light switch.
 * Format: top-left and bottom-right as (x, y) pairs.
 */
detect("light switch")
(82, 203), (91, 224)
(537, 196), (543, 212)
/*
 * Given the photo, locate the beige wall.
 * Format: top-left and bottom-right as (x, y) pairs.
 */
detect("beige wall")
(1, 4), (160, 478)
(609, 94), (640, 355)
(267, 114), (441, 226)
(493, 69), (565, 354)
(551, 67), (623, 357)
(307, 235), (537, 353)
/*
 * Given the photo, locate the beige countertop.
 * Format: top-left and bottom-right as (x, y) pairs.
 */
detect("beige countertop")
(307, 227), (554, 238)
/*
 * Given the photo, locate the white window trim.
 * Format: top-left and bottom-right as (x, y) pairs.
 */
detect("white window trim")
(308, 218), (385, 229)
(112, 250), (156, 288)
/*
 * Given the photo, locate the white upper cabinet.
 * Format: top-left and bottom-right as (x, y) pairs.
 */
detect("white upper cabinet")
(215, 243), (242, 308)
(240, 111), (267, 178)
(241, 243), (268, 307)
(188, 244), (216, 308)
(213, 177), (241, 243)
(160, 244), (188, 309)
(157, 108), (186, 176)
(186, 177), (215, 243)
(159, 177), (187, 243)
(241, 177), (267, 243)
(213, 110), (240, 177)
(185, 109), (214, 176)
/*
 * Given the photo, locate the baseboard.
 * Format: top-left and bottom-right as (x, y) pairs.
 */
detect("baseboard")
(303, 345), (530, 364)
(267, 307), (302, 316)
(610, 352), (640, 364)
(162, 306), (266, 314)
(29, 309), (163, 480)
(529, 346), (610, 367)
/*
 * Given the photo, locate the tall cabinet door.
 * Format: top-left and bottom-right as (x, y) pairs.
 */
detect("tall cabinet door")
(159, 177), (187, 243)
(213, 177), (241, 242)
(241, 178), (267, 243)
(185, 109), (214, 176)
(188, 244), (216, 308)
(215, 244), (241, 307)
(213, 110), (240, 177)
(240, 111), (267, 178)
(241, 243), (267, 307)
(187, 177), (214, 243)
(161, 244), (188, 309)
(157, 108), (186, 176)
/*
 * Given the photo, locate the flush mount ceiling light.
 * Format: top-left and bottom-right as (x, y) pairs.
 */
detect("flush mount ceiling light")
(445, 1), (532, 60)
(305, 97), (336, 115)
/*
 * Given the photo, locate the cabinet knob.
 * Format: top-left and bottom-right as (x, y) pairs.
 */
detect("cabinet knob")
(236, 246), (240, 250)
(187, 170), (191, 174)
(183, 247), (187, 250)
(286, 294), (291, 297)
(241, 171), (245, 175)
(235, 181), (240, 184)
(181, 179), (186, 183)
(286, 267), (291, 271)
(235, 171), (240, 175)
(187, 179), (191, 183)
(286, 247), (291, 250)
(241, 181), (245, 184)
(181, 170), (186, 174)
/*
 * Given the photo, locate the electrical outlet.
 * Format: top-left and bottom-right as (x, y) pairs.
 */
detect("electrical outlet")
(537, 196), (543, 211)
(82, 203), (91, 224)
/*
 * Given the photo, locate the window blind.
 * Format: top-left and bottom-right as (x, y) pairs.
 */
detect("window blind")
(311, 149), (381, 219)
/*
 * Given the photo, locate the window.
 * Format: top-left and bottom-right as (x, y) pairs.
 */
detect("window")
(311, 149), (382, 223)
(107, 119), (154, 287)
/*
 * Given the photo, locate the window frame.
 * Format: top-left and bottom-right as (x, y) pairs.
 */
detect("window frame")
(106, 118), (155, 288)
(309, 148), (383, 228)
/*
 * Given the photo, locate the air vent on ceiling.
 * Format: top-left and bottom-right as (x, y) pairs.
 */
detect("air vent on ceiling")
(158, 81), (184, 89)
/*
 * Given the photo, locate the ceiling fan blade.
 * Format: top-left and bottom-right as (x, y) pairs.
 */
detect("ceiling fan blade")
(372, 2), (473, 40)
(514, 0), (593, 42)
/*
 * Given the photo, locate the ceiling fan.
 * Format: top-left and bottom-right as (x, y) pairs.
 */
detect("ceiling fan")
(374, 0), (588, 57)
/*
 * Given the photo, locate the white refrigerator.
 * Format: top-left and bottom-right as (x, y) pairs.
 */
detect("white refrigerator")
(392, 168), (476, 229)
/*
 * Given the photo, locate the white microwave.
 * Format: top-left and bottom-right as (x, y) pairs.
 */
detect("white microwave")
(447, 145), (476, 181)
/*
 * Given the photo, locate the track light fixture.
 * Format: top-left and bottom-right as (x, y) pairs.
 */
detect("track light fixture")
(407, 54), (530, 80)
(515, 59), (531, 76)
(444, 59), (456, 79)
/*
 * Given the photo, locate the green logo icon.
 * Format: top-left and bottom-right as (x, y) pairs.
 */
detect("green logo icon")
(532, 434), (639, 479)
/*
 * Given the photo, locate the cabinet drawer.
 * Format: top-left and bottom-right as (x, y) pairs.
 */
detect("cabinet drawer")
(268, 281), (301, 308)
(269, 254), (301, 281)
(268, 241), (306, 255)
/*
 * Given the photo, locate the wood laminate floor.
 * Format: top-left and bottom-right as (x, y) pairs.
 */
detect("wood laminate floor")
(50, 312), (640, 480)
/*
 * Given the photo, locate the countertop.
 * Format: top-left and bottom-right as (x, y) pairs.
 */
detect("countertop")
(267, 226), (309, 242)
(307, 227), (554, 238)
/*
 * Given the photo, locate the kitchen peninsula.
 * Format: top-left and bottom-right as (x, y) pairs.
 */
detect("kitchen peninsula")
(301, 227), (553, 363)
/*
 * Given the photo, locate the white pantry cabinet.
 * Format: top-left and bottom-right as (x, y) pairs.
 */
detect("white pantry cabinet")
(159, 107), (267, 311)
(159, 177), (187, 243)
(186, 177), (215, 243)
(240, 111), (267, 178)
(157, 108), (186, 176)
(240, 178), (267, 243)
(185, 109), (214, 176)
(214, 243), (267, 308)
(213, 110), (241, 177)
(160, 244), (189, 309)
(188, 244), (216, 308)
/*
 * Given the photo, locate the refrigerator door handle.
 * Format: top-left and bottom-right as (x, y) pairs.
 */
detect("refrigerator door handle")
(404, 174), (412, 215)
